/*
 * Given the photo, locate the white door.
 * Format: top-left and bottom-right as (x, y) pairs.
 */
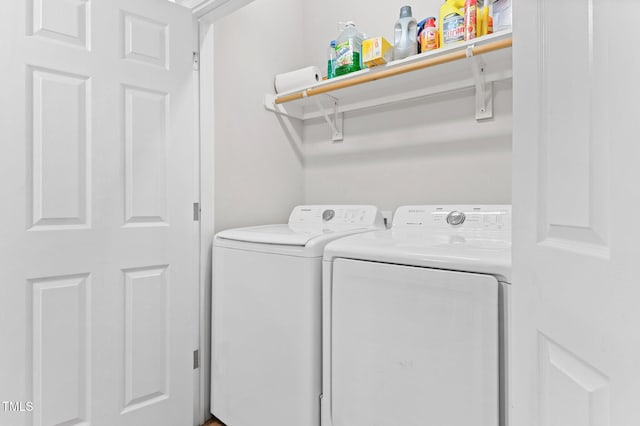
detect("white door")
(0, 1), (198, 425)
(512, 1), (640, 425)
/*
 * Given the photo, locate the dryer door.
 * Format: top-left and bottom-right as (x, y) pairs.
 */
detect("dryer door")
(329, 258), (500, 426)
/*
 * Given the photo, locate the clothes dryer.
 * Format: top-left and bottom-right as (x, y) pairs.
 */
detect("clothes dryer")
(321, 205), (511, 426)
(211, 205), (384, 426)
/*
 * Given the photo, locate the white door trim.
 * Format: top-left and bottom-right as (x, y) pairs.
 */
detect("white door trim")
(195, 2), (256, 423)
(191, 0), (255, 19)
(196, 16), (215, 426)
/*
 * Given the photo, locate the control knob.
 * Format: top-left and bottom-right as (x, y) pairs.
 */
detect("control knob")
(322, 209), (335, 221)
(446, 210), (466, 226)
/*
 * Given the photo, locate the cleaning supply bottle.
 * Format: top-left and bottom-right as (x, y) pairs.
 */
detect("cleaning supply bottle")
(327, 40), (337, 79)
(439, 0), (466, 46)
(492, 0), (511, 32)
(393, 5), (418, 60)
(486, 6), (493, 34)
(477, 4), (484, 36)
(464, 0), (477, 40)
(334, 21), (365, 77)
(421, 16), (439, 52)
(477, 4), (492, 36)
(417, 18), (426, 53)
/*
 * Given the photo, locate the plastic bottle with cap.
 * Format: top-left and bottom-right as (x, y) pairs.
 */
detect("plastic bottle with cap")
(421, 17), (439, 52)
(439, 0), (466, 46)
(393, 5), (418, 61)
(334, 21), (365, 77)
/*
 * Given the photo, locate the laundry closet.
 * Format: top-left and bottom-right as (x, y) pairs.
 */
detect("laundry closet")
(208, 2), (513, 425)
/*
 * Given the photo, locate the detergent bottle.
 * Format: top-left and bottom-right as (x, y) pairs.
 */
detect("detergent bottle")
(334, 21), (365, 76)
(439, 0), (466, 46)
(421, 17), (439, 52)
(393, 5), (418, 60)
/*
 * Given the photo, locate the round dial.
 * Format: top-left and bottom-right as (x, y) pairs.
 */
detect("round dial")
(446, 210), (466, 226)
(322, 209), (335, 221)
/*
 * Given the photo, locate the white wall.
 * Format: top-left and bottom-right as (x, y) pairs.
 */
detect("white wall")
(213, 0), (306, 232)
(213, 0), (512, 226)
(301, 0), (512, 211)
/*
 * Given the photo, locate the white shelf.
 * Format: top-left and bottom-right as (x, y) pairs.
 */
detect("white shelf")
(264, 30), (512, 141)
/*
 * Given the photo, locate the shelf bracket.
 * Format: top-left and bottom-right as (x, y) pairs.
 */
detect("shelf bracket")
(312, 96), (343, 142)
(264, 93), (304, 119)
(466, 45), (493, 120)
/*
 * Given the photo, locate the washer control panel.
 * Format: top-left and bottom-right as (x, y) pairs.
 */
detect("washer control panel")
(289, 205), (382, 227)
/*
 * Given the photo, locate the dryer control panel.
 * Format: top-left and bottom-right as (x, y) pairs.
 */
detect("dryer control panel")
(392, 205), (511, 238)
(289, 205), (384, 228)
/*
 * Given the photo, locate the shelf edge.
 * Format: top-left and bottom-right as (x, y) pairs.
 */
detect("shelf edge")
(274, 33), (513, 105)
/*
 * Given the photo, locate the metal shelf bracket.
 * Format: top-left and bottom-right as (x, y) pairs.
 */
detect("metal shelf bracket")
(312, 96), (343, 142)
(466, 45), (494, 120)
(264, 93), (344, 141)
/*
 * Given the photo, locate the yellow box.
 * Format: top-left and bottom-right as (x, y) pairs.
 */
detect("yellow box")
(362, 37), (393, 67)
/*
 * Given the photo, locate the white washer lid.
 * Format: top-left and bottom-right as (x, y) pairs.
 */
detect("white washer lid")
(216, 224), (332, 246)
(216, 205), (385, 247)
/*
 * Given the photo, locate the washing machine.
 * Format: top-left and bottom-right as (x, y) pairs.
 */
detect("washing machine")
(211, 205), (384, 426)
(321, 205), (511, 426)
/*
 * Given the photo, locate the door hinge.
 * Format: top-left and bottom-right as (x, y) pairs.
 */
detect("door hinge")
(192, 51), (200, 71)
(193, 349), (200, 369)
(193, 202), (200, 221)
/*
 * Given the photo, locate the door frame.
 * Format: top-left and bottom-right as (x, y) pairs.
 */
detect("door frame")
(194, 1), (255, 423)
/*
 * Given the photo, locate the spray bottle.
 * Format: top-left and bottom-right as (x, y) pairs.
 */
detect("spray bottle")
(464, 0), (477, 41)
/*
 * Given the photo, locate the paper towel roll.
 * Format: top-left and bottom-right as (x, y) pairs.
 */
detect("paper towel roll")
(274, 66), (321, 94)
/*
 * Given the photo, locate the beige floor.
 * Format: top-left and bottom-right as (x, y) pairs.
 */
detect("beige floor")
(203, 418), (224, 426)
